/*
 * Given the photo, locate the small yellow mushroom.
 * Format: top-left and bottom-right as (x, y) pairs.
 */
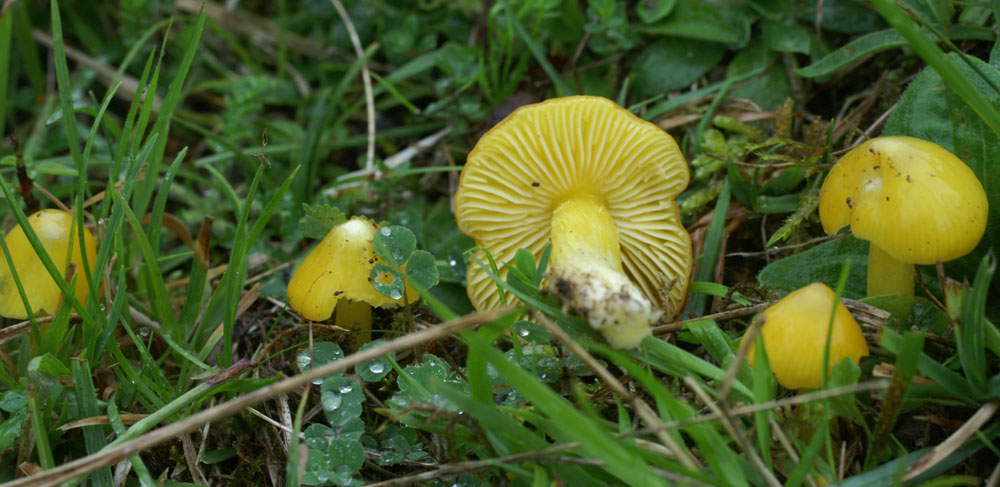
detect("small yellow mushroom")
(819, 136), (988, 296)
(0, 209), (98, 319)
(745, 283), (870, 390)
(287, 217), (417, 348)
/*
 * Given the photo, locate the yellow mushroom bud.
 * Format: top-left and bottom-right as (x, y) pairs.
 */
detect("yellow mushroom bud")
(745, 283), (869, 390)
(0, 209), (98, 319)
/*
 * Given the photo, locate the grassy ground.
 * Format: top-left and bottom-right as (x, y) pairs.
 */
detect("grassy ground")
(1, 1), (999, 486)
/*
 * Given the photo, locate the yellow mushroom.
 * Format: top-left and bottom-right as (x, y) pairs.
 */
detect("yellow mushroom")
(745, 283), (869, 390)
(455, 96), (692, 349)
(0, 209), (98, 319)
(819, 136), (988, 296)
(287, 217), (417, 348)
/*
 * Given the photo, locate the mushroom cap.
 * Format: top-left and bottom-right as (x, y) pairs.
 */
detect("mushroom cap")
(287, 217), (417, 321)
(819, 136), (988, 264)
(0, 209), (98, 319)
(455, 96), (692, 317)
(747, 283), (869, 390)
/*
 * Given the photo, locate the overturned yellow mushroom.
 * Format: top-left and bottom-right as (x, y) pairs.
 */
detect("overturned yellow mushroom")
(287, 217), (417, 348)
(455, 96), (692, 349)
(0, 209), (98, 319)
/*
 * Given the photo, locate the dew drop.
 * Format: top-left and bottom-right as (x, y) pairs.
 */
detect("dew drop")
(339, 383), (353, 394)
(389, 289), (403, 300)
(380, 227), (392, 236)
(323, 392), (342, 410)
(448, 259), (457, 266)
(519, 328), (531, 337)
(368, 362), (385, 374)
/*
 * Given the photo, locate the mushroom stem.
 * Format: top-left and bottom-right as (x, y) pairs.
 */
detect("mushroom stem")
(335, 299), (373, 352)
(867, 243), (914, 297)
(546, 196), (661, 349)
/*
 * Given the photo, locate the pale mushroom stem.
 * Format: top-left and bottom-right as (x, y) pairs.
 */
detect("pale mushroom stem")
(335, 299), (372, 352)
(867, 243), (914, 297)
(546, 195), (661, 349)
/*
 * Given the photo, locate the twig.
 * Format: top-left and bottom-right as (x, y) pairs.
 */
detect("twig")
(903, 400), (999, 481)
(329, 0), (376, 181)
(362, 445), (601, 487)
(653, 302), (771, 335)
(1, 307), (516, 487)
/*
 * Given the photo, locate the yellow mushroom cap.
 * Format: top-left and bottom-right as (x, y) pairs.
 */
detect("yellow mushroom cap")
(0, 209), (98, 319)
(455, 96), (692, 318)
(287, 217), (417, 321)
(747, 283), (869, 390)
(819, 136), (988, 264)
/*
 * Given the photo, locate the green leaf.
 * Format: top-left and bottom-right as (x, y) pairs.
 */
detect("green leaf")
(638, 0), (739, 43)
(373, 225), (416, 266)
(300, 203), (347, 240)
(0, 411), (27, 452)
(389, 354), (468, 413)
(296, 342), (345, 384)
(637, 0), (675, 23)
(762, 19), (810, 54)
(514, 248), (538, 285)
(0, 391), (25, 413)
(872, 0), (1000, 137)
(758, 235), (869, 299)
(354, 339), (393, 382)
(404, 250), (439, 290)
(797, 26), (992, 78)
(321, 376), (365, 427)
(371, 263), (405, 300)
(27, 353), (71, 379)
(827, 358), (864, 423)
(328, 437), (365, 473)
(200, 448), (237, 465)
(631, 38), (726, 98)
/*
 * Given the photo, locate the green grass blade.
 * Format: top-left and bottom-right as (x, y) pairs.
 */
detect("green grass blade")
(594, 343), (745, 486)
(751, 334), (774, 469)
(27, 387), (55, 469)
(685, 179), (731, 317)
(11, 1), (44, 100)
(639, 338), (754, 400)
(111, 188), (181, 339)
(133, 9), (205, 217)
(464, 331), (670, 487)
(107, 399), (157, 487)
(49, 0), (84, 173)
(72, 360), (113, 487)
(503, 5), (572, 97)
(958, 253), (994, 394)
(0, 7), (11, 140)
